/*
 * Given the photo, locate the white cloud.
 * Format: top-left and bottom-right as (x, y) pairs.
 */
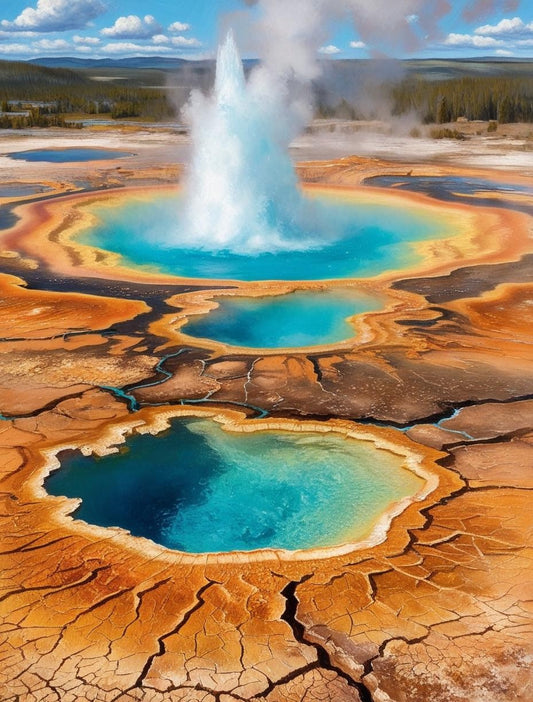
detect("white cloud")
(101, 15), (162, 39)
(102, 41), (172, 54)
(446, 16), (533, 53)
(168, 21), (190, 33)
(444, 33), (504, 47)
(73, 35), (100, 44)
(1, 0), (106, 33)
(318, 44), (341, 54)
(474, 17), (533, 36)
(152, 34), (169, 44)
(75, 45), (93, 53)
(171, 35), (201, 48)
(349, 40), (366, 49)
(0, 30), (37, 39)
(0, 42), (37, 54)
(33, 37), (70, 49)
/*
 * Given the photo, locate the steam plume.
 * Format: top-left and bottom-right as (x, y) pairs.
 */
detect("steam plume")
(178, 0), (509, 253)
(180, 31), (325, 253)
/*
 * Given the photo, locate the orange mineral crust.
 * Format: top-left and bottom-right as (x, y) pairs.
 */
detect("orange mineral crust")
(0, 273), (154, 418)
(0, 395), (531, 701)
(0, 156), (531, 701)
(3, 175), (531, 288)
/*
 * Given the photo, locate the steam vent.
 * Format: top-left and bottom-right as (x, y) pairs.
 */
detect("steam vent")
(1, 10), (532, 702)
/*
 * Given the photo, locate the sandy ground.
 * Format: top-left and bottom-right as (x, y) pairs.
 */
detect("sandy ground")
(292, 130), (533, 172)
(0, 121), (532, 184)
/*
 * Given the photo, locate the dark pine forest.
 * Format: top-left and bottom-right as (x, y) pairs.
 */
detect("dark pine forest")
(0, 57), (532, 129)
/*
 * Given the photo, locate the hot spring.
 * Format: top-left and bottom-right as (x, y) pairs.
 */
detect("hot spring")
(46, 418), (425, 554)
(182, 288), (382, 349)
(46, 33), (446, 555)
(77, 32), (455, 282)
(8, 147), (134, 163)
(79, 189), (453, 282)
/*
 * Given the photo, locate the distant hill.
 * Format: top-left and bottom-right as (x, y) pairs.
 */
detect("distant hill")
(26, 55), (532, 77)
(0, 55), (530, 125)
(0, 59), (89, 87)
(0, 59), (173, 122)
(403, 57), (533, 80)
(28, 56), (191, 70)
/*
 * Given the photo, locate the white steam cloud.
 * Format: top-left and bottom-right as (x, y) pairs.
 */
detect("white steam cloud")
(219, 0), (455, 136)
(180, 31), (324, 253)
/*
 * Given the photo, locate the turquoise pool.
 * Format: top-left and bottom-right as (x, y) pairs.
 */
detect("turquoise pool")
(46, 418), (423, 553)
(183, 288), (382, 348)
(80, 191), (453, 282)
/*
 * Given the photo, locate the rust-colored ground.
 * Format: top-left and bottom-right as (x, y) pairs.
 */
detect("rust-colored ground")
(0, 154), (531, 702)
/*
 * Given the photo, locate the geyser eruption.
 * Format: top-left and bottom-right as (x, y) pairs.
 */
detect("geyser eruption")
(181, 31), (323, 254)
(177, 0), (464, 255)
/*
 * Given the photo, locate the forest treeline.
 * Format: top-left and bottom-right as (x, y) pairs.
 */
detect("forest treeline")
(390, 75), (533, 123)
(0, 60), (175, 124)
(0, 59), (532, 127)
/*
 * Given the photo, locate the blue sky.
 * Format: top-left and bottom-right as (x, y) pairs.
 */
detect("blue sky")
(0, 0), (531, 61)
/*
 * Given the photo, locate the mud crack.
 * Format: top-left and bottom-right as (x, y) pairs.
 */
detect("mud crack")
(280, 578), (373, 702)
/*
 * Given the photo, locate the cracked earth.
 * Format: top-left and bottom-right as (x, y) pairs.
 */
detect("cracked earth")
(0, 149), (531, 701)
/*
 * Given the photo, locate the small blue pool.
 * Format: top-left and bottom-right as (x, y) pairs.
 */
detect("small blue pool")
(7, 147), (134, 163)
(365, 175), (533, 216)
(184, 289), (382, 348)
(0, 183), (52, 197)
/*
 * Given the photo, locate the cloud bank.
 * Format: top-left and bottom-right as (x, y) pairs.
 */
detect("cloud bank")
(1, 0), (106, 32)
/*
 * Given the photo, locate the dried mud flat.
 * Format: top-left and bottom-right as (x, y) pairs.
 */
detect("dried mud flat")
(0, 132), (532, 702)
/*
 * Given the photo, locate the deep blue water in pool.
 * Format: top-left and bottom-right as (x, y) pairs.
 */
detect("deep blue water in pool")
(0, 207), (18, 230)
(184, 289), (382, 348)
(45, 418), (422, 553)
(80, 191), (454, 282)
(8, 147), (134, 163)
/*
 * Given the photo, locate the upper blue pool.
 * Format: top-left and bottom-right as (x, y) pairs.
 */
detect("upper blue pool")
(365, 175), (533, 217)
(7, 147), (134, 163)
(0, 183), (53, 197)
(79, 190), (455, 282)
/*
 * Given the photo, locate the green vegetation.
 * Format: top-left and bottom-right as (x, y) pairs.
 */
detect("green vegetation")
(391, 75), (533, 124)
(0, 58), (532, 129)
(429, 127), (466, 140)
(0, 60), (175, 125)
(0, 110), (83, 129)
